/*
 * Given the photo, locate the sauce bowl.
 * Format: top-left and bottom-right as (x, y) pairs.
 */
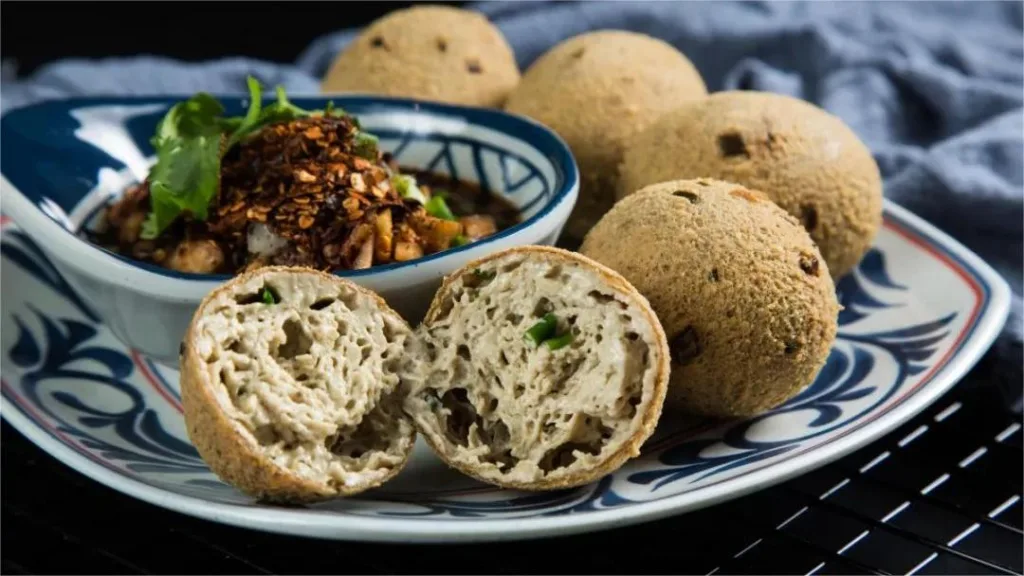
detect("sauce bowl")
(0, 95), (579, 366)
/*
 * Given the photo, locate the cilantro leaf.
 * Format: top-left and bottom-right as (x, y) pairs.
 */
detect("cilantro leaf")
(141, 132), (222, 239)
(139, 75), (373, 240)
(152, 93), (225, 146)
(141, 94), (226, 239)
(223, 76), (264, 150)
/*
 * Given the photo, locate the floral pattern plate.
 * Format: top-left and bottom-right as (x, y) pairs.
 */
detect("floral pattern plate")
(0, 200), (1010, 542)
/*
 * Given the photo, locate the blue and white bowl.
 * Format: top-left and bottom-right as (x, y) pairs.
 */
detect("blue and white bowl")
(0, 96), (579, 366)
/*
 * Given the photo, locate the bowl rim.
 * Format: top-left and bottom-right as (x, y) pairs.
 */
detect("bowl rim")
(0, 94), (580, 297)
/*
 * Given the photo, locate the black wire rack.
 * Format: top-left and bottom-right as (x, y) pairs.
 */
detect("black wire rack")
(3, 376), (1021, 575)
(707, 381), (1023, 576)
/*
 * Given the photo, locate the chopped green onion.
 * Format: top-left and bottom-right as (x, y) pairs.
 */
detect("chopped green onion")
(472, 269), (496, 280)
(525, 313), (558, 345)
(353, 131), (379, 159)
(543, 332), (574, 351)
(261, 287), (276, 305)
(425, 195), (457, 221)
(452, 234), (470, 247)
(392, 174), (427, 204)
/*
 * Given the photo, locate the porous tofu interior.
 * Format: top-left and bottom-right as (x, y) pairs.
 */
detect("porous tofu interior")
(402, 253), (660, 485)
(191, 271), (413, 491)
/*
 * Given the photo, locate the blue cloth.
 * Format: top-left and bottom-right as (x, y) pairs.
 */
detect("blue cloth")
(2, 1), (1021, 407)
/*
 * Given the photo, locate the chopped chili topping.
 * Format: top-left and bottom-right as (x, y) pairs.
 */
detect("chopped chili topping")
(89, 79), (520, 275)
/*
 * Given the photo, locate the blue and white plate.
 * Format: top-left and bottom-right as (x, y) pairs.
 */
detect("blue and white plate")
(0, 198), (1010, 541)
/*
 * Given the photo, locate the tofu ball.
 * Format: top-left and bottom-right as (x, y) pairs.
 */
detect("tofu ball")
(580, 178), (840, 418)
(619, 91), (884, 279)
(321, 5), (520, 108)
(504, 30), (708, 243)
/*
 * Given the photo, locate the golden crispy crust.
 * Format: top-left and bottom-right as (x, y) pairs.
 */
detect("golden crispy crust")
(321, 5), (520, 108)
(412, 245), (671, 491)
(504, 30), (708, 241)
(618, 90), (883, 279)
(581, 179), (840, 419)
(180, 265), (415, 504)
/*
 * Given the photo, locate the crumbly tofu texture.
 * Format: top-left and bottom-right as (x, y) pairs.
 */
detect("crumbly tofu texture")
(402, 252), (661, 485)
(190, 270), (413, 492)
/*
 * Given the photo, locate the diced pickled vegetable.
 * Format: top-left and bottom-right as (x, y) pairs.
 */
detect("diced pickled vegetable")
(394, 241), (424, 261)
(353, 234), (375, 269)
(460, 214), (497, 240)
(374, 209), (394, 263)
(410, 212), (463, 252)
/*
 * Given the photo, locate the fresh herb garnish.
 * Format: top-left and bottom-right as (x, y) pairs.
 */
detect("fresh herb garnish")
(391, 174), (427, 204)
(524, 312), (573, 349)
(525, 313), (558, 345)
(140, 93), (227, 239)
(451, 234), (470, 247)
(140, 75), (364, 240)
(425, 195), (457, 221)
(543, 332), (574, 350)
(354, 132), (380, 160)
(261, 287), (276, 304)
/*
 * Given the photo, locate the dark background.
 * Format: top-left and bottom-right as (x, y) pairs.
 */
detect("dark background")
(1, 1), (465, 78)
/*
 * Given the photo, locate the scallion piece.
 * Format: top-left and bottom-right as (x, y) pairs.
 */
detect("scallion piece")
(354, 131), (379, 159)
(525, 313), (557, 345)
(543, 332), (574, 351)
(452, 234), (470, 247)
(425, 195), (457, 221)
(261, 287), (276, 304)
(392, 174), (427, 204)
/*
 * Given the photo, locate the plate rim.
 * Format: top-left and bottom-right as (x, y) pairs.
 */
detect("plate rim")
(0, 199), (1012, 543)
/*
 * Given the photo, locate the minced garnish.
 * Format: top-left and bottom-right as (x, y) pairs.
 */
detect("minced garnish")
(425, 195), (457, 221)
(353, 132), (380, 160)
(525, 313), (558, 345)
(261, 287), (276, 304)
(543, 332), (574, 350)
(392, 174), (427, 205)
(524, 312), (574, 350)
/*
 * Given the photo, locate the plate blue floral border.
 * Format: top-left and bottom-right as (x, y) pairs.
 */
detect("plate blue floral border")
(0, 202), (1010, 541)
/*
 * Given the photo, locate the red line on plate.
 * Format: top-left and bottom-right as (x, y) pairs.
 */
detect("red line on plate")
(880, 219), (984, 389)
(130, 350), (183, 413)
(883, 219), (984, 306)
(690, 219), (986, 479)
(2, 379), (118, 471)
